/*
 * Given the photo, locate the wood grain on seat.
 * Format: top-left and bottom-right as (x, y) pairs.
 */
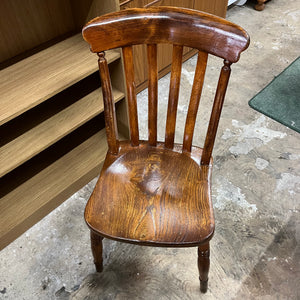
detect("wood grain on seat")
(85, 142), (214, 246)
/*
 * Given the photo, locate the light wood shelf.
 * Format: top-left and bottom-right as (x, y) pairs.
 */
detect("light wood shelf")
(0, 33), (120, 126)
(0, 129), (109, 249)
(0, 88), (124, 178)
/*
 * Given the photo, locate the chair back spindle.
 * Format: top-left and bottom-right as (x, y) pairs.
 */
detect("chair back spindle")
(165, 45), (183, 149)
(183, 51), (208, 152)
(147, 44), (158, 146)
(201, 60), (232, 165)
(82, 7), (250, 162)
(97, 52), (119, 154)
(122, 46), (139, 146)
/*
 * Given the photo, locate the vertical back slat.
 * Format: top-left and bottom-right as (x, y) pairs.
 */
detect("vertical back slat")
(98, 52), (119, 155)
(165, 45), (183, 149)
(182, 51), (208, 152)
(201, 60), (232, 165)
(147, 44), (158, 146)
(122, 46), (139, 146)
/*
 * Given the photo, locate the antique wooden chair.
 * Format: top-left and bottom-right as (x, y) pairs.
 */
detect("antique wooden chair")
(82, 7), (249, 293)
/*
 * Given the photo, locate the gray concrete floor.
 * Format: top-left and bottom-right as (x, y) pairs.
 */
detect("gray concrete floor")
(1, 0), (300, 299)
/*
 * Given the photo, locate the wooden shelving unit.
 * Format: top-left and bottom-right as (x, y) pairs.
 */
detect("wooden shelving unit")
(0, 34), (121, 125)
(0, 87), (124, 177)
(0, 0), (128, 250)
(0, 129), (107, 249)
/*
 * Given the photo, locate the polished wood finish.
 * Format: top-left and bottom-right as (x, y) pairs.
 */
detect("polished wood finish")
(122, 46), (140, 146)
(165, 45), (183, 149)
(147, 44), (158, 146)
(201, 60), (232, 165)
(90, 231), (104, 272)
(84, 8), (248, 63)
(255, 0), (268, 11)
(86, 142), (214, 246)
(198, 243), (210, 293)
(183, 51), (208, 152)
(82, 7), (249, 291)
(98, 52), (120, 154)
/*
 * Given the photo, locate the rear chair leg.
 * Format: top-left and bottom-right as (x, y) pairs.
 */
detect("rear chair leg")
(255, 0), (266, 11)
(198, 243), (210, 293)
(90, 231), (103, 272)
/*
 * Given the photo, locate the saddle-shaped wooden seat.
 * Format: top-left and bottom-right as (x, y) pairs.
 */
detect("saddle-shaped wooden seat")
(86, 142), (214, 246)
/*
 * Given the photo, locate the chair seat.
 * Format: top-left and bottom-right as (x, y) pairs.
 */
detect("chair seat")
(85, 142), (215, 247)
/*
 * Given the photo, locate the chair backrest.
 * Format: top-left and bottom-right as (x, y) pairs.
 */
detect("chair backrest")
(82, 7), (249, 165)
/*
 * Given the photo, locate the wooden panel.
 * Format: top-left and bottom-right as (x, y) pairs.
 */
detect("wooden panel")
(0, 130), (108, 250)
(120, 0), (150, 9)
(0, 0), (121, 63)
(120, 0), (135, 9)
(72, 0), (120, 29)
(0, 33), (120, 126)
(159, 0), (193, 8)
(194, 0), (227, 18)
(132, 45), (148, 87)
(0, 88), (124, 177)
(144, 0), (163, 7)
(0, 0), (75, 62)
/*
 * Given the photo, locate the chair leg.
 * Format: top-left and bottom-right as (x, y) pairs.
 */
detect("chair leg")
(255, 0), (266, 11)
(198, 243), (210, 293)
(90, 231), (104, 272)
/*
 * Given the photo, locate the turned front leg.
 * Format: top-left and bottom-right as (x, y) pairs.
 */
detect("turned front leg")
(90, 231), (104, 272)
(198, 243), (210, 293)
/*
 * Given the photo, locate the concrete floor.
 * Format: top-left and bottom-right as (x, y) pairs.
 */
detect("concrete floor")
(1, 0), (299, 299)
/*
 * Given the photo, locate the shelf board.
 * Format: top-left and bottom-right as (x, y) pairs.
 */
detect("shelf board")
(0, 129), (108, 250)
(0, 33), (120, 126)
(0, 88), (124, 178)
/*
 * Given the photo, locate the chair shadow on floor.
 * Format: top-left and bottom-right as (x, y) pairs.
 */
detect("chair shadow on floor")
(71, 241), (200, 299)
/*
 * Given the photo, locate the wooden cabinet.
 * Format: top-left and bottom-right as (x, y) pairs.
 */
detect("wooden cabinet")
(0, 0), (129, 250)
(194, 0), (228, 16)
(120, 0), (227, 91)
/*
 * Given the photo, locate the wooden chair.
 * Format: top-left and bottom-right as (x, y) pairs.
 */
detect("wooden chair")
(82, 7), (249, 293)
